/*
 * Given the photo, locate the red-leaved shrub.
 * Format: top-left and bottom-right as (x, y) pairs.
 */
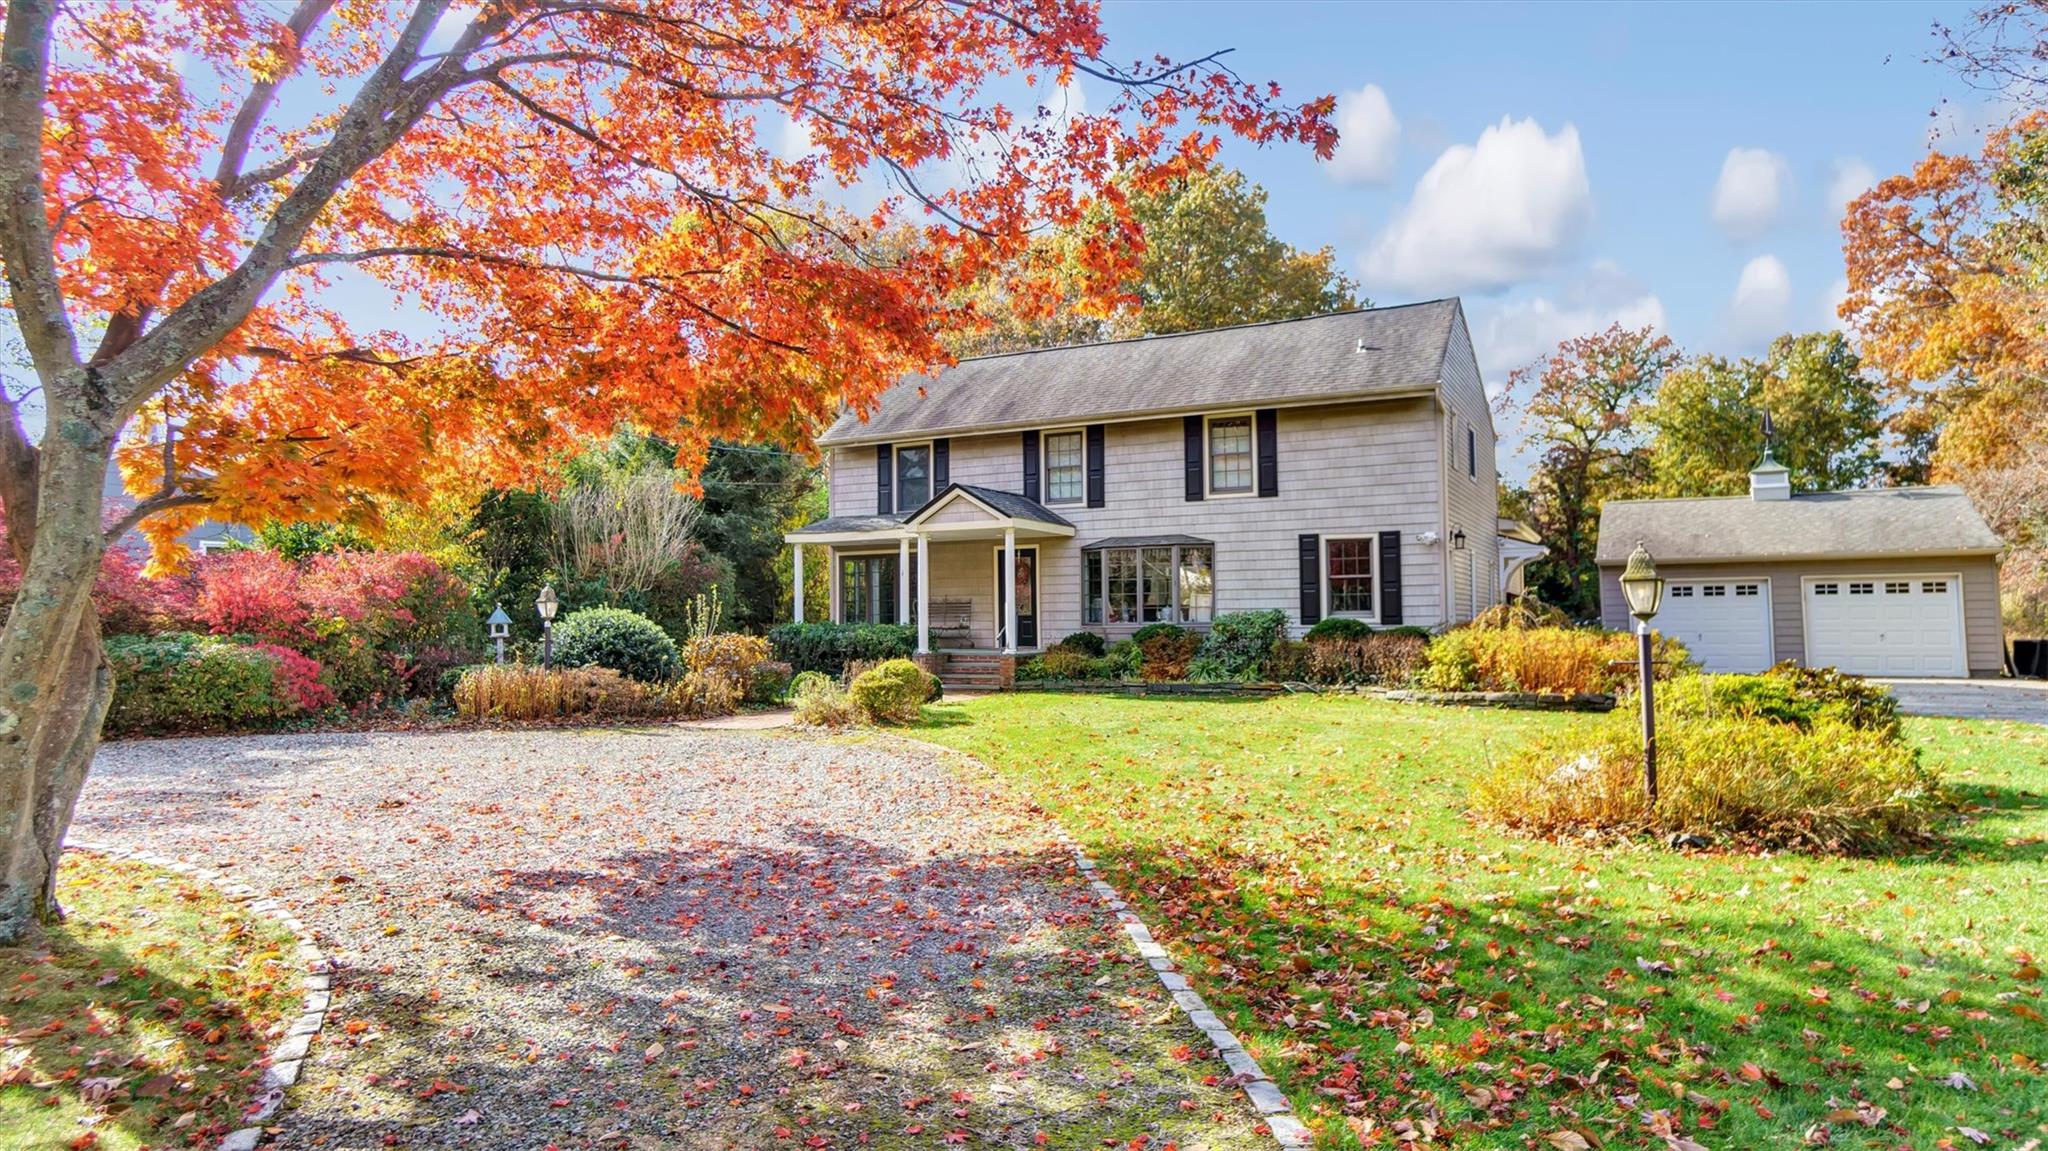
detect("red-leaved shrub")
(197, 550), (308, 641)
(254, 643), (338, 712)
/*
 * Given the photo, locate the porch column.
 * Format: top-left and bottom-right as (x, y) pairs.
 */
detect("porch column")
(916, 533), (931, 655)
(897, 535), (911, 625)
(1002, 527), (1018, 655)
(792, 544), (804, 623)
(827, 547), (841, 623)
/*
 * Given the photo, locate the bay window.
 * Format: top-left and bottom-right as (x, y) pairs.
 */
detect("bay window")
(1083, 542), (1214, 626)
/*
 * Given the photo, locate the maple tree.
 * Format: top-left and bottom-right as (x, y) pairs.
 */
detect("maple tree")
(0, 0), (1333, 939)
(1502, 323), (1678, 618)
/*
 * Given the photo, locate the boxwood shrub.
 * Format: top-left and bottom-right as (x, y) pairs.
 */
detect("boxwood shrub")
(105, 633), (313, 735)
(768, 621), (915, 676)
(1304, 617), (1373, 643)
(551, 607), (679, 683)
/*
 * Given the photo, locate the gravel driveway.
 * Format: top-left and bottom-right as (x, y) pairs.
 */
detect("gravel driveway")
(72, 728), (1266, 1150)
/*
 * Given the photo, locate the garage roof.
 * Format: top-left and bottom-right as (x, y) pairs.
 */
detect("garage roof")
(1596, 485), (2004, 565)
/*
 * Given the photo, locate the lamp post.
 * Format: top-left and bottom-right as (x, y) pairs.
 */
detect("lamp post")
(486, 605), (512, 665)
(536, 585), (559, 669)
(1619, 541), (1666, 806)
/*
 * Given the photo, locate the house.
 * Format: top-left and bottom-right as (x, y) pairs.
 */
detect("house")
(1596, 455), (2006, 678)
(784, 299), (1503, 680)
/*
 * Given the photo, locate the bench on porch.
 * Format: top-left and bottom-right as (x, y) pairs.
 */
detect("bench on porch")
(925, 597), (974, 648)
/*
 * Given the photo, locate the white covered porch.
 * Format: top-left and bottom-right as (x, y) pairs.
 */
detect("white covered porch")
(783, 484), (1076, 655)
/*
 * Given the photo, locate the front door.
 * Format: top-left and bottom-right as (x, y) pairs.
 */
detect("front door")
(994, 546), (1039, 649)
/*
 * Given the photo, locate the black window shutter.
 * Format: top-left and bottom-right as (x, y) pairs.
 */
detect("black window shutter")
(1085, 424), (1106, 508)
(1021, 430), (1040, 503)
(1183, 415), (1204, 502)
(1298, 534), (1321, 626)
(1379, 530), (1403, 625)
(1256, 408), (1279, 498)
(933, 438), (950, 490)
(876, 444), (893, 515)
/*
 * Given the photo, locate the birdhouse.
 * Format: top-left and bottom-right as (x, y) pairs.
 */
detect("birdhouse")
(486, 605), (512, 640)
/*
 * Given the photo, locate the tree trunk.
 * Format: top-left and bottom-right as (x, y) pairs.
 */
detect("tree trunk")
(0, 430), (115, 943)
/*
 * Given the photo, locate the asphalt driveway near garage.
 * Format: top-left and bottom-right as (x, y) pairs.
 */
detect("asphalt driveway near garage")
(1876, 677), (2048, 724)
(69, 728), (1269, 1150)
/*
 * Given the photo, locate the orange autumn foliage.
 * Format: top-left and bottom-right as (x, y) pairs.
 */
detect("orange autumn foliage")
(29, 0), (1335, 564)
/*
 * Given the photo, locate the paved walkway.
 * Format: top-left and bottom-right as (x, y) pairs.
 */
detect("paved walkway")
(1875, 678), (2048, 724)
(72, 729), (1265, 1150)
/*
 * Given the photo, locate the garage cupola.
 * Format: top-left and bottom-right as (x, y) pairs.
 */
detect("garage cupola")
(1749, 450), (1792, 501)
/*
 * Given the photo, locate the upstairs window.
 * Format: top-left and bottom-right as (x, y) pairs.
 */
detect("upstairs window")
(1467, 427), (1477, 478)
(1207, 415), (1254, 495)
(1043, 430), (1085, 505)
(895, 443), (932, 510)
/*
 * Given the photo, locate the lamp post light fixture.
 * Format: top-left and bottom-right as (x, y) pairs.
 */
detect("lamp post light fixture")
(1619, 541), (1666, 806)
(486, 604), (513, 665)
(536, 585), (559, 670)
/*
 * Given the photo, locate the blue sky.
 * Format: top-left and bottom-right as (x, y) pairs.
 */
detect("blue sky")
(1088, 0), (1997, 422)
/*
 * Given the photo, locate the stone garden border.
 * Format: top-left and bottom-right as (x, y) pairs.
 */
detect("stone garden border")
(1045, 825), (1313, 1149)
(65, 840), (333, 1151)
(1365, 687), (1615, 712)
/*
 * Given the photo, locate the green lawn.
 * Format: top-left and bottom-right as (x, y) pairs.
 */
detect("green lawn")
(0, 854), (301, 1151)
(912, 692), (2048, 1150)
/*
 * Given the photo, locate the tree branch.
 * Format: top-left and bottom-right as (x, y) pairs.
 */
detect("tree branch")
(0, 0), (82, 388)
(213, 0), (341, 191)
(102, 492), (212, 546)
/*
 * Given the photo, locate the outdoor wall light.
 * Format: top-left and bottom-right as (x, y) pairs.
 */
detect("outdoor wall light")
(1451, 528), (1467, 551)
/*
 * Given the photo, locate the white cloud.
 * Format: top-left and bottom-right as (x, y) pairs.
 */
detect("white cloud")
(1325, 84), (1400, 186)
(1825, 158), (1875, 219)
(1728, 254), (1792, 347)
(1361, 116), (1591, 296)
(1709, 147), (1789, 240)
(1472, 261), (1667, 384)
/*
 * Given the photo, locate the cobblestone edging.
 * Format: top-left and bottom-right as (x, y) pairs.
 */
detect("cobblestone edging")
(65, 840), (333, 1151)
(1044, 826), (1313, 1150)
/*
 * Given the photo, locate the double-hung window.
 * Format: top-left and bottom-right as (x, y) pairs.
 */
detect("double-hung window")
(1043, 430), (1085, 505)
(1325, 537), (1375, 616)
(1084, 543), (1214, 626)
(839, 554), (912, 625)
(1206, 416), (1254, 495)
(895, 443), (932, 510)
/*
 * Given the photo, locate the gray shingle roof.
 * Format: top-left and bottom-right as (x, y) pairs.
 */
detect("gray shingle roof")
(786, 512), (906, 537)
(1079, 534), (1213, 550)
(818, 300), (1463, 445)
(1596, 486), (2004, 566)
(911, 484), (1073, 528)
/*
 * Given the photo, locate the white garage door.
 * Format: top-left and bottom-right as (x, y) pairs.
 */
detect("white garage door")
(1655, 579), (1774, 673)
(1805, 576), (1966, 677)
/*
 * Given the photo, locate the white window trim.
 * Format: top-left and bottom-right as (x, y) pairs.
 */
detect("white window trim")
(1321, 534), (1380, 622)
(1204, 411), (1257, 498)
(194, 538), (234, 556)
(893, 440), (935, 511)
(836, 549), (910, 625)
(1039, 426), (1087, 507)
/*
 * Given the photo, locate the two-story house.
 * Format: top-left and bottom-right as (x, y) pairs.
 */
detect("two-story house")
(785, 299), (1503, 679)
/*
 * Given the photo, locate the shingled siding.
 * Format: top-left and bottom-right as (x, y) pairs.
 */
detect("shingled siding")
(1437, 313), (1498, 624)
(830, 396), (1448, 641)
(1598, 556), (2006, 677)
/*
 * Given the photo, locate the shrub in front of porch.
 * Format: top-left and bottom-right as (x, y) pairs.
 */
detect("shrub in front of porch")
(768, 621), (915, 676)
(848, 659), (938, 724)
(1137, 627), (1201, 681)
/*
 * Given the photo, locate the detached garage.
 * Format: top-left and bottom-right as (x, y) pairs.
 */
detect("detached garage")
(1596, 457), (2006, 678)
